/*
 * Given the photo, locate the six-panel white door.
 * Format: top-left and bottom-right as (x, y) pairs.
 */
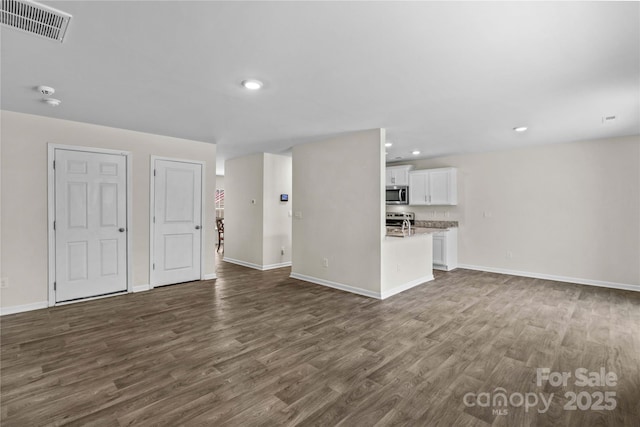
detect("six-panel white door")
(54, 149), (128, 302)
(152, 159), (202, 287)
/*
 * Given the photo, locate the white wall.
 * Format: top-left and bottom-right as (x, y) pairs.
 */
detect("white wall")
(224, 154), (264, 267)
(0, 111), (217, 309)
(0, 112), (3, 290)
(262, 154), (293, 267)
(388, 135), (640, 287)
(291, 129), (385, 295)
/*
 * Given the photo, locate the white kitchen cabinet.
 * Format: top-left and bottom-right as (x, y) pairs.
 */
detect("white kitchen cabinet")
(409, 167), (457, 205)
(433, 234), (445, 266)
(385, 165), (413, 186)
(433, 228), (458, 271)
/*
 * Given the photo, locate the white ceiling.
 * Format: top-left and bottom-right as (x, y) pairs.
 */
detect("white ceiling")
(2, 1), (638, 174)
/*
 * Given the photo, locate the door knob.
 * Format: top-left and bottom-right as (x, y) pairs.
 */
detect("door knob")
(119, 228), (125, 232)
(195, 225), (201, 230)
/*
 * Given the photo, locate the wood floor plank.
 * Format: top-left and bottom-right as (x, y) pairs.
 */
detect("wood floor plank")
(1, 256), (639, 426)
(297, 379), (382, 426)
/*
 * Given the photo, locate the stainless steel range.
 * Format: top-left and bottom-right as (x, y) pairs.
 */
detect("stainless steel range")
(386, 212), (415, 227)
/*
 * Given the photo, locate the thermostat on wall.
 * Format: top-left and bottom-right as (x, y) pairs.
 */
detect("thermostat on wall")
(280, 194), (289, 202)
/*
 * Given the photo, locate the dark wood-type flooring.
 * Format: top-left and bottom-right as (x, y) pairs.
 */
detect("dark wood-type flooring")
(2, 257), (640, 426)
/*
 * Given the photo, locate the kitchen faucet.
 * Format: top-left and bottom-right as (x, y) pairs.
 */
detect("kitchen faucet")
(402, 218), (411, 234)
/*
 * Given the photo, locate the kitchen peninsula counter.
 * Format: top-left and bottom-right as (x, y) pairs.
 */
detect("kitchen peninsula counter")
(415, 220), (459, 229)
(382, 230), (433, 298)
(385, 226), (448, 238)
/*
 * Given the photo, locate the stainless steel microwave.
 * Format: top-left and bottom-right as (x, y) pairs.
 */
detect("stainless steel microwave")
(386, 186), (409, 205)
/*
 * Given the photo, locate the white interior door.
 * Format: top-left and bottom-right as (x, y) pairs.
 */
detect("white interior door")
(54, 149), (128, 302)
(152, 159), (202, 287)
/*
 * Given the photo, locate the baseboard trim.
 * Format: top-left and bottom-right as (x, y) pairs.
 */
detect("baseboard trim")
(381, 275), (434, 299)
(222, 257), (261, 270)
(263, 262), (292, 271)
(133, 284), (151, 293)
(0, 301), (48, 316)
(202, 273), (217, 281)
(457, 264), (640, 292)
(290, 272), (381, 299)
(223, 257), (291, 271)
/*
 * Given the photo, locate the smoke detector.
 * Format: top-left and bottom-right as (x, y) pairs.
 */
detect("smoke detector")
(1, 0), (72, 43)
(37, 85), (55, 96)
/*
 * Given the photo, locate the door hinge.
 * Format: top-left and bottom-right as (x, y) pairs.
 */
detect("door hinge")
(154, 169), (156, 176)
(153, 263), (155, 270)
(153, 216), (155, 223)
(53, 160), (56, 170)
(53, 221), (56, 230)
(54, 282), (56, 290)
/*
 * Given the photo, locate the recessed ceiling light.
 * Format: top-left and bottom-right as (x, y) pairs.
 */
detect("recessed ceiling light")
(412, 150), (420, 155)
(385, 142), (393, 147)
(43, 98), (61, 107)
(241, 79), (263, 90)
(513, 126), (528, 132)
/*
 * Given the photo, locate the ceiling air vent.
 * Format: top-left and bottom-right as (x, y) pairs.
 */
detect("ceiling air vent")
(1, 0), (72, 42)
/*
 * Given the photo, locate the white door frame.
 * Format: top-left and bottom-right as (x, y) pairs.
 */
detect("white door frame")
(47, 144), (133, 307)
(149, 155), (206, 288)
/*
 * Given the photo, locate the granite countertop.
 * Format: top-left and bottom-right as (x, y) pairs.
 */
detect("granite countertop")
(386, 226), (445, 238)
(385, 221), (458, 238)
(414, 220), (459, 229)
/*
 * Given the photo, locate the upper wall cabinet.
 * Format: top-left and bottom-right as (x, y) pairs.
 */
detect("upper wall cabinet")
(385, 165), (414, 186)
(409, 167), (457, 205)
